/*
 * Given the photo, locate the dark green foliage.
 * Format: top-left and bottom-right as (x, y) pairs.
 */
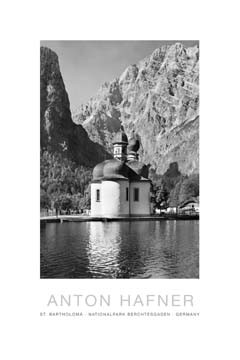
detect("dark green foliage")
(150, 177), (169, 209)
(150, 162), (199, 209)
(169, 179), (184, 207)
(40, 150), (92, 211)
(40, 189), (51, 209)
(41, 152), (199, 213)
(177, 173), (199, 204)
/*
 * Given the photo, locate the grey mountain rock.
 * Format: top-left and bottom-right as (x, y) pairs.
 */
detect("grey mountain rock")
(73, 42), (199, 174)
(40, 46), (109, 167)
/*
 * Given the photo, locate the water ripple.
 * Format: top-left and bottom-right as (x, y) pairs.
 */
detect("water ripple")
(40, 220), (199, 279)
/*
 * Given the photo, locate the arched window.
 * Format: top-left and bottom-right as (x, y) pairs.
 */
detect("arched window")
(134, 188), (139, 201)
(96, 189), (100, 202)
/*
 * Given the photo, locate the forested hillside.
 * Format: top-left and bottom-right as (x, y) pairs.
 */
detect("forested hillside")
(150, 162), (199, 209)
(40, 44), (199, 213)
(40, 151), (91, 211)
(40, 47), (110, 211)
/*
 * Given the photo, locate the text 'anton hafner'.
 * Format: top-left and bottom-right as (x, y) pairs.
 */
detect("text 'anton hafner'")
(47, 294), (194, 307)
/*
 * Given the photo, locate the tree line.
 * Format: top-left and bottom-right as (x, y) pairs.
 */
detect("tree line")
(41, 153), (199, 213)
(40, 150), (91, 212)
(149, 162), (199, 209)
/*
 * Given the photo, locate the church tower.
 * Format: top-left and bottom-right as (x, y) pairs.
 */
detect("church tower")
(112, 125), (128, 161)
(91, 126), (151, 217)
(127, 131), (140, 161)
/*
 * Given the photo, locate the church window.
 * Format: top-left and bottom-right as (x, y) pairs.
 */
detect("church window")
(126, 187), (129, 201)
(134, 188), (139, 201)
(96, 189), (100, 202)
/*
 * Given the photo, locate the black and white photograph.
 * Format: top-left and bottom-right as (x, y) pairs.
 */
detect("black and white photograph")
(40, 40), (199, 279)
(2, 1), (240, 359)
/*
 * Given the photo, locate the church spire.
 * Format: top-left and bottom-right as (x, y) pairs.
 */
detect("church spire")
(127, 131), (140, 161)
(112, 125), (128, 161)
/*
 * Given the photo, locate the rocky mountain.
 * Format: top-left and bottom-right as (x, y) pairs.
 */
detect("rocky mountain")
(40, 46), (109, 167)
(73, 42), (199, 174)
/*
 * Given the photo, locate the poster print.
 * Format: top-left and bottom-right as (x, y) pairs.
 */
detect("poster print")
(40, 40), (199, 279)
(3, 0), (240, 358)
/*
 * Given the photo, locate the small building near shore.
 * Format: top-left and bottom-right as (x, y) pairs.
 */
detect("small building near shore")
(166, 206), (178, 214)
(90, 127), (151, 217)
(178, 198), (199, 214)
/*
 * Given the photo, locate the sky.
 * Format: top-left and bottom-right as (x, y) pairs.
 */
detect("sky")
(40, 40), (199, 111)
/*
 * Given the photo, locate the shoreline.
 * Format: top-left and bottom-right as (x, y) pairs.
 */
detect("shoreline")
(40, 214), (199, 224)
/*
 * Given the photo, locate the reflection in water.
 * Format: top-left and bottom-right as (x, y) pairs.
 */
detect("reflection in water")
(87, 222), (121, 278)
(40, 220), (199, 279)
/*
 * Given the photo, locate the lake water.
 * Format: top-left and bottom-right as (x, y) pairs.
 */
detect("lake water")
(40, 220), (199, 279)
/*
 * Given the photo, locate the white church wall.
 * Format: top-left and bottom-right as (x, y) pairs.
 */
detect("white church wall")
(101, 180), (120, 216)
(90, 183), (102, 216)
(101, 180), (129, 216)
(119, 180), (130, 215)
(129, 181), (151, 215)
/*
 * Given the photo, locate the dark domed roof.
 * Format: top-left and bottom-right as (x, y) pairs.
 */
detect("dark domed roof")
(92, 159), (149, 182)
(112, 126), (128, 145)
(127, 160), (149, 179)
(92, 160), (108, 180)
(103, 159), (129, 179)
(127, 137), (140, 152)
(92, 159), (130, 181)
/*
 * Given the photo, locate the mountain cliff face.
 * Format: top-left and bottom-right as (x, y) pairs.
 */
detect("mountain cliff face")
(73, 43), (199, 174)
(40, 46), (109, 167)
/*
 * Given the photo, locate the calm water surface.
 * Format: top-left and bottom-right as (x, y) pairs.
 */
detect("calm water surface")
(40, 220), (199, 279)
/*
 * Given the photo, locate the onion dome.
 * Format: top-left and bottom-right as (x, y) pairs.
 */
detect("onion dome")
(112, 126), (128, 145)
(103, 159), (129, 179)
(127, 137), (140, 152)
(127, 131), (141, 153)
(127, 160), (149, 179)
(92, 160), (108, 180)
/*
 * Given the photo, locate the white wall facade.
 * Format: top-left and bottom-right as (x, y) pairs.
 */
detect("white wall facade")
(129, 181), (151, 215)
(90, 182), (102, 216)
(91, 179), (151, 217)
(101, 179), (129, 217)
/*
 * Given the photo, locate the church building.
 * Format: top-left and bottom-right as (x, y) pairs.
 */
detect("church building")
(90, 127), (151, 217)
